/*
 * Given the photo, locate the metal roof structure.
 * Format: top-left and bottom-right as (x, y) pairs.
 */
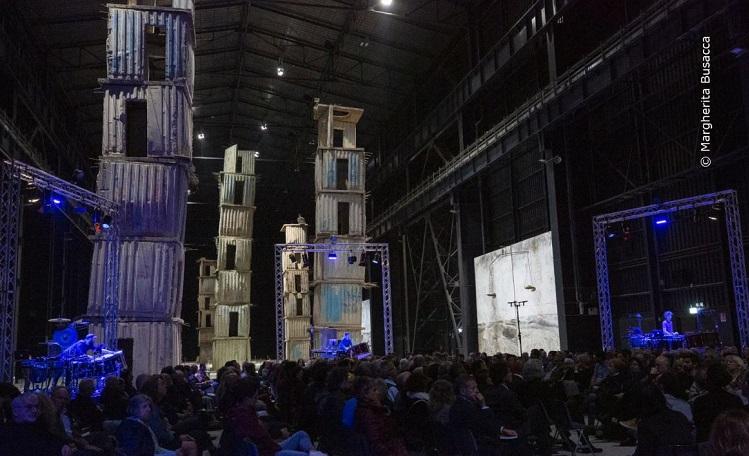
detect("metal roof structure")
(14, 0), (470, 163)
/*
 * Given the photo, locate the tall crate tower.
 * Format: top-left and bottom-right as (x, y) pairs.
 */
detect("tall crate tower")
(196, 258), (216, 365)
(212, 145), (256, 366)
(87, 0), (195, 376)
(281, 216), (311, 360)
(311, 103), (367, 350)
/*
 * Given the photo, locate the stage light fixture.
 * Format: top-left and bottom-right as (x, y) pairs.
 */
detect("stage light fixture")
(260, 123), (268, 131)
(101, 214), (113, 230)
(358, 252), (367, 267)
(457, 327), (463, 334)
(254, 151), (260, 158)
(689, 307), (699, 315)
(27, 197), (40, 203)
(328, 251), (337, 260)
(380, 0), (393, 6)
(372, 253), (381, 265)
(708, 215), (719, 221)
(347, 252), (357, 265)
(51, 195), (62, 205)
(654, 216), (668, 225)
(197, 132), (205, 140)
(277, 66), (284, 77)
(301, 253), (310, 268)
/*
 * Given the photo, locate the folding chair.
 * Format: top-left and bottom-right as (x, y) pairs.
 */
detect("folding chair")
(547, 400), (595, 456)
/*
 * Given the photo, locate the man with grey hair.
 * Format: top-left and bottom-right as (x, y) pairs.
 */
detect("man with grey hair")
(0, 392), (73, 455)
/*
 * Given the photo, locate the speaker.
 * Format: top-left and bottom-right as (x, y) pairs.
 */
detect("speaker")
(117, 338), (134, 370)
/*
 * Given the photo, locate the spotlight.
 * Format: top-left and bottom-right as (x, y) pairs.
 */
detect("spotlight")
(27, 197), (40, 204)
(689, 307), (699, 315)
(607, 232), (616, 239)
(254, 151), (260, 158)
(260, 123), (268, 131)
(328, 251), (337, 260)
(372, 253), (381, 265)
(277, 66), (285, 77)
(101, 214), (113, 230)
(50, 195), (63, 205)
(301, 253), (310, 268)
(380, 0), (393, 6)
(347, 253), (357, 265)
(457, 327), (463, 334)
(654, 216), (668, 225)
(197, 132), (206, 140)
(708, 215), (719, 221)
(358, 252), (367, 267)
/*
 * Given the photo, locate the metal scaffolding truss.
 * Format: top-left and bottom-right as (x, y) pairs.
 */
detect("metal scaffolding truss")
(274, 242), (392, 361)
(0, 159), (120, 382)
(403, 196), (468, 355)
(592, 190), (749, 350)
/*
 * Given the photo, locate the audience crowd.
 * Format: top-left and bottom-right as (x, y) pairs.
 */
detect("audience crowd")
(1, 345), (749, 456)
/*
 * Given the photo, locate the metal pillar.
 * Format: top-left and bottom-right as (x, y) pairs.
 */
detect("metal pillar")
(275, 246), (285, 361)
(103, 226), (120, 350)
(593, 190), (749, 349)
(401, 232), (411, 354)
(0, 161), (21, 382)
(453, 194), (471, 355)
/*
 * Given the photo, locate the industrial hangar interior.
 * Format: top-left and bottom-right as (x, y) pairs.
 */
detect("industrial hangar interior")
(1, 0), (749, 454)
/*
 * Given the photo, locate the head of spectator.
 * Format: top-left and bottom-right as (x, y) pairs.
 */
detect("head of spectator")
(705, 363), (733, 392)
(11, 392), (40, 424)
(709, 409), (749, 456)
(242, 362), (256, 377)
(723, 354), (746, 378)
(126, 394), (153, 422)
(0, 382), (20, 424)
(77, 379), (96, 399)
(489, 362), (511, 386)
(429, 379), (455, 411)
(325, 366), (350, 393)
(656, 371), (687, 400)
(354, 376), (381, 406)
(530, 349), (540, 359)
(454, 374), (481, 403)
(677, 351), (699, 373)
(629, 357), (645, 376)
(405, 371), (431, 395)
(654, 355), (671, 375)
(141, 374), (168, 402)
(50, 386), (70, 415)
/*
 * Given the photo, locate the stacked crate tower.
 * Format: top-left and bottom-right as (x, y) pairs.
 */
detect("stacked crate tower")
(196, 258), (216, 365)
(87, 0), (195, 377)
(281, 216), (311, 360)
(311, 103), (367, 350)
(212, 145), (256, 366)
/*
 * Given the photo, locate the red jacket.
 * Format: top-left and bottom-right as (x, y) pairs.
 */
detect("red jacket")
(354, 400), (408, 456)
(227, 404), (281, 456)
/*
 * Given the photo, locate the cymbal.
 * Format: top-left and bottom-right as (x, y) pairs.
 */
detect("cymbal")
(38, 341), (61, 345)
(48, 317), (72, 324)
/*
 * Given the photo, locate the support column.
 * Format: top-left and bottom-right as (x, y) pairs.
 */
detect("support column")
(453, 193), (472, 355)
(0, 162), (21, 382)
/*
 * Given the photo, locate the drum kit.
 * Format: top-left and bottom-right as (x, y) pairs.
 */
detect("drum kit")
(626, 312), (721, 351)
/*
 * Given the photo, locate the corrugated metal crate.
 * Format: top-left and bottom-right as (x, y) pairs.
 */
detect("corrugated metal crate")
(219, 174), (257, 207)
(214, 270), (252, 304)
(285, 340), (310, 362)
(101, 85), (192, 158)
(315, 148), (366, 191)
(218, 206), (255, 238)
(284, 294), (310, 318)
(281, 223), (308, 244)
(222, 145), (257, 175)
(107, 6), (194, 83)
(213, 304), (250, 338)
(90, 320), (181, 378)
(313, 249), (366, 282)
(212, 337), (251, 366)
(96, 159), (189, 237)
(88, 239), (184, 320)
(216, 238), (253, 272)
(313, 284), (363, 327)
(198, 277), (216, 296)
(283, 269), (310, 294)
(315, 192), (366, 236)
(284, 317), (312, 339)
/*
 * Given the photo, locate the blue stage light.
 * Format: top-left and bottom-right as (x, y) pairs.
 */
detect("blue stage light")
(328, 251), (337, 260)
(655, 218), (668, 225)
(51, 196), (62, 205)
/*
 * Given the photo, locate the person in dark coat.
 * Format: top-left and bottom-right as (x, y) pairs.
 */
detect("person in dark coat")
(449, 374), (519, 455)
(353, 376), (408, 456)
(633, 384), (693, 456)
(0, 392), (72, 456)
(693, 363), (744, 442)
(69, 379), (104, 431)
(116, 394), (198, 456)
(222, 377), (314, 456)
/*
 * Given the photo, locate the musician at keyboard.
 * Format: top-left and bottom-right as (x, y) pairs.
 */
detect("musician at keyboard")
(662, 310), (678, 336)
